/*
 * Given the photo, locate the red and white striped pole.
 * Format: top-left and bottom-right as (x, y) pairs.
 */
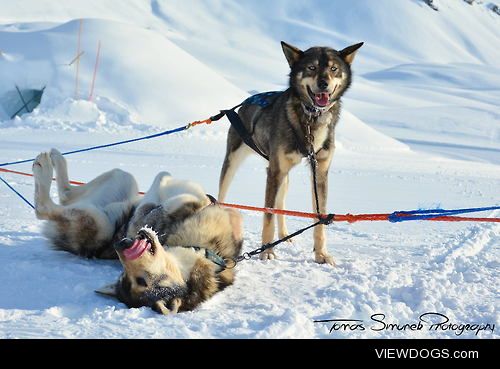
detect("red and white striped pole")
(88, 40), (101, 102)
(74, 19), (83, 99)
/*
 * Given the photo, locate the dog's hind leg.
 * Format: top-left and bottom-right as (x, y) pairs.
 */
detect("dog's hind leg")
(50, 148), (85, 205)
(32, 152), (63, 220)
(311, 154), (335, 266)
(33, 152), (126, 257)
(143, 171), (172, 204)
(261, 151), (300, 260)
(218, 138), (250, 202)
(276, 174), (290, 240)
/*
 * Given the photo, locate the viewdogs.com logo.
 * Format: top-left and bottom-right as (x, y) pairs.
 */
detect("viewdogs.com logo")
(314, 312), (495, 336)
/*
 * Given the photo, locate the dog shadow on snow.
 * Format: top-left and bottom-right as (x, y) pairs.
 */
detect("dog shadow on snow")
(0, 231), (122, 312)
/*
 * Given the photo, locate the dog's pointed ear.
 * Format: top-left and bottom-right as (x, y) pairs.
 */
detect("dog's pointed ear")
(339, 42), (364, 65)
(95, 282), (118, 298)
(281, 41), (303, 68)
(152, 300), (171, 315)
(152, 298), (182, 315)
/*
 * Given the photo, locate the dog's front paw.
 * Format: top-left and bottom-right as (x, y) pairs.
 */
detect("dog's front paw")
(259, 249), (276, 261)
(315, 253), (335, 266)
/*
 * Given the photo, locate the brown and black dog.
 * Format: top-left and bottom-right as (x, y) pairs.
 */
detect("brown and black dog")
(218, 41), (363, 265)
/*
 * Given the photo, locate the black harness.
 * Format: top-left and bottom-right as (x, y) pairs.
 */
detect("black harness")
(223, 109), (269, 161)
(218, 91), (283, 161)
(213, 91), (328, 215)
(219, 91), (329, 159)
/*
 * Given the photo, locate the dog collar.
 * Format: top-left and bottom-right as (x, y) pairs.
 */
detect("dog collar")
(301, 100), (338, 118)
(183, 246), (227, 271)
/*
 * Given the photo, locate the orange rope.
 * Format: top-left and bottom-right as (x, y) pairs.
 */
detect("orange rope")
(0, 167), (34, 178)
(188, 118), (212, 127)
(218, 202), (321, 220)
(1, 167), (498, 223)
(218, 202), (500, 223)
(0, 168), (86, 186)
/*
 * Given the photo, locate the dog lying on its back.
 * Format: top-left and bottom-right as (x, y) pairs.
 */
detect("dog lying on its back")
(33, 149), (243, 314)
(219, 41), (363, 265)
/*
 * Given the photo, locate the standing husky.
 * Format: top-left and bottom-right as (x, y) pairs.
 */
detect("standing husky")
(33, 149), (243, 314)
(218, 41), (363, 265)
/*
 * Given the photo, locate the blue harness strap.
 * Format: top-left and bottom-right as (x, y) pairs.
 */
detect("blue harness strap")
(243, 91), (282, 108)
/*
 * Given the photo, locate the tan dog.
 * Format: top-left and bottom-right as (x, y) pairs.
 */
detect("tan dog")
(33, 149), (243, 314)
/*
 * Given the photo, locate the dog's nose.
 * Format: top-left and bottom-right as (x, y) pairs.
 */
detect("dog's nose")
(318, 79), (329, 90)
(114, 238), (134, 251)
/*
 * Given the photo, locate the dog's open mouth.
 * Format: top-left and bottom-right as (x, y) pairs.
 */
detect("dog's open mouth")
(116, 229), (156, 260)
(307, 86), (330, 108)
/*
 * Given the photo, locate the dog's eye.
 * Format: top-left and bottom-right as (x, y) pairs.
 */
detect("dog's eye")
(331, 66), (338, 72)
(307, 65), (316, 71)
(136, 277), (148, 287)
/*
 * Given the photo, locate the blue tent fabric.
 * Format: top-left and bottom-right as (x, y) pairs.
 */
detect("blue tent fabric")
(0, 86), (45, 119)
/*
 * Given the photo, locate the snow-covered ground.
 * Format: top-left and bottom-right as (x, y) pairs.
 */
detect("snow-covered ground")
(0, 0), (498, 338)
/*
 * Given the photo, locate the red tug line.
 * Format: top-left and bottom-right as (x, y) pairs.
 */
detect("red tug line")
(1, 167), (498, 223)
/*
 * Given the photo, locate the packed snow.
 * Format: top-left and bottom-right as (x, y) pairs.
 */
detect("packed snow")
(0, 0), (498, 338)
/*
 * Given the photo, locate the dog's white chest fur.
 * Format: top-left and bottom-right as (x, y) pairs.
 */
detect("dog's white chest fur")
(167, 247), (202, 280)
(312, 113), (332, 152)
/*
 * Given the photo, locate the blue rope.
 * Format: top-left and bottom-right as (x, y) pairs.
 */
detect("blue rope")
(388, 206), (500, 222)
(0, 175), (35, 209)
(0, 124), (189, 167)
(0, 115), (498, 223)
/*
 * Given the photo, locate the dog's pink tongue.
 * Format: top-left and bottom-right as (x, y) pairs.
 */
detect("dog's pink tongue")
(123, 239), (150, 260)
(314, 93), (330, 107)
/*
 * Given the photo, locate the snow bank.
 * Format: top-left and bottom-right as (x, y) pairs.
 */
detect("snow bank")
(3, 1), (499, 89)
(0, 18), (248, 127)
(0, 17), (407, 151)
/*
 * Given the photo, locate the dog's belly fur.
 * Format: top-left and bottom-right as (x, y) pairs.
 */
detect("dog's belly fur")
(39, 166), (138, 259)
(42, 205), (117, 257)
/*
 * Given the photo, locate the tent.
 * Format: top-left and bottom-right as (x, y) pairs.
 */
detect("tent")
(0, 85), (45, 119)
